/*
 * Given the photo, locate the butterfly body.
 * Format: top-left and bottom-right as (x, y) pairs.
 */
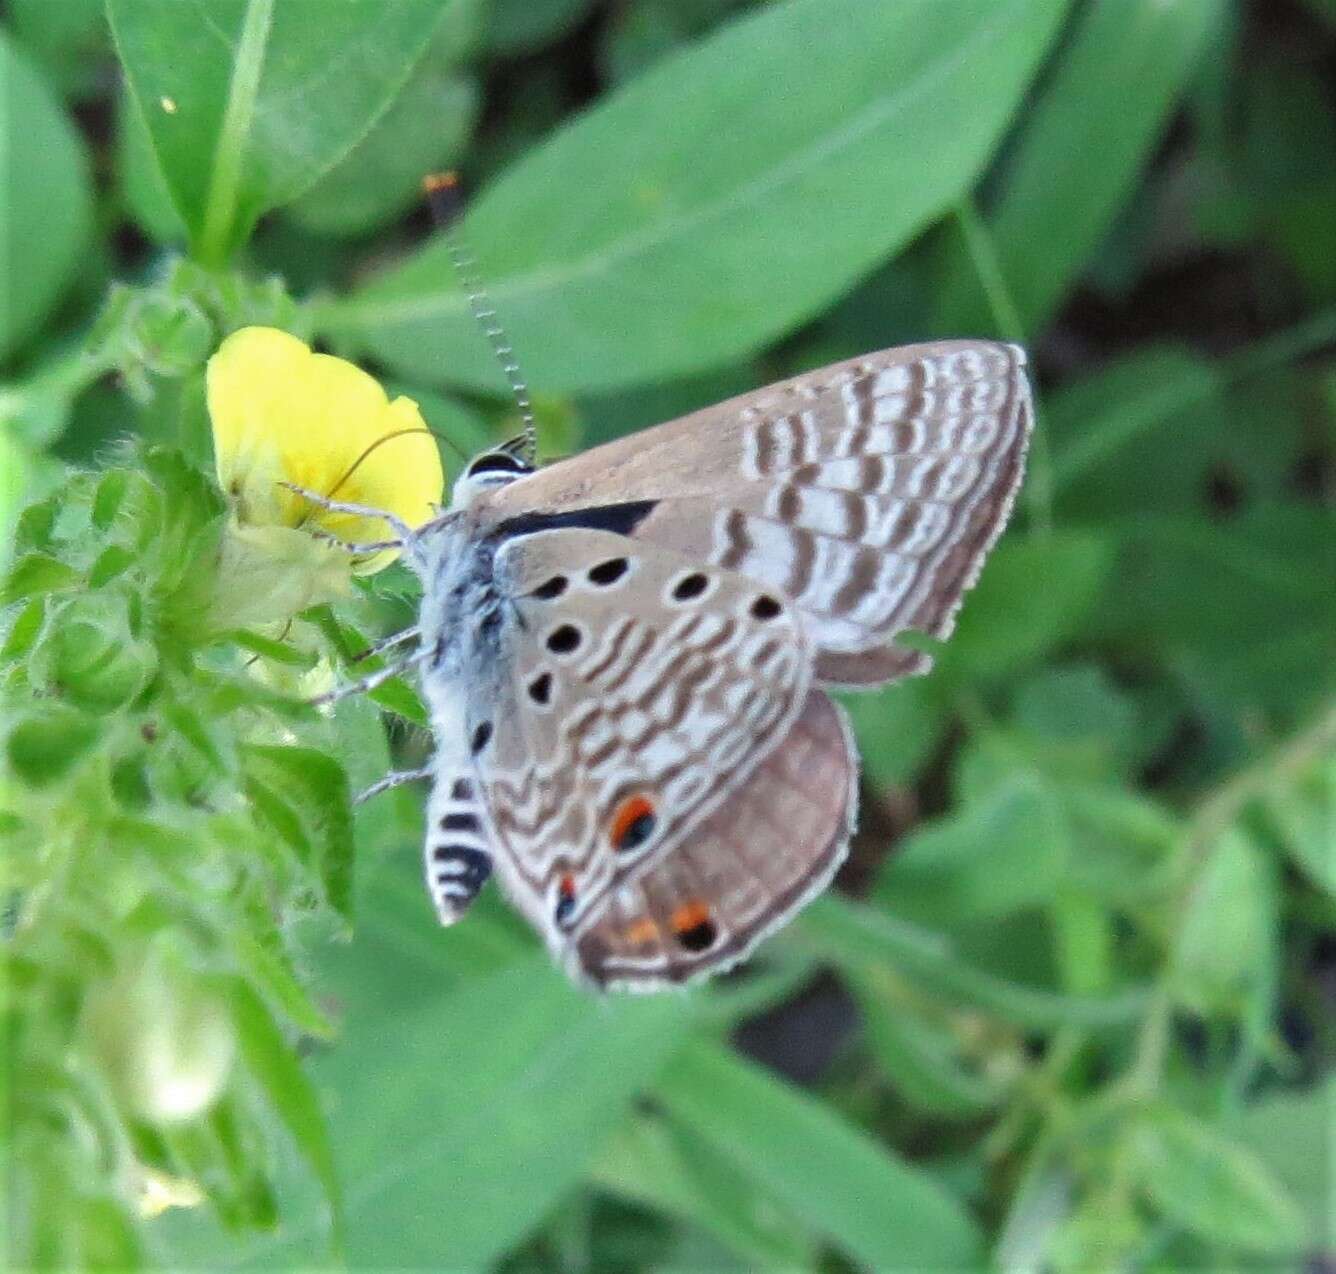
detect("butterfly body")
(349, 340), (1032, 990)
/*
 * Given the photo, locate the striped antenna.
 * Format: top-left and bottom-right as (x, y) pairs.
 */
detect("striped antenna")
(422, 172), (536, 464)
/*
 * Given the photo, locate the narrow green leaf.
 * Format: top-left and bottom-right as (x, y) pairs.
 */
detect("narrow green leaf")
(223, 630), (319, 669)
(327, 0), (1070, 393)
(106, 0), (455, 260)
(226, 977), (343, 1249)
(851, 969), (1002, 1118)
(5, 706), (100, 788)
(240, 745), (354, 921)
(1, 552), (79, 605)
(799, 894), (1148, 1029)
(1171, 827), (1277, 1018)
(0, 31), (94, 358)
(230, 930), (334, 1041)
(1257, 751), (1336, 896)
(1132, 1105), (1306, 1255)
(0, 596), (46, 662)
(87, 545), (138, 589)
(937, 0), (1223, 334)
(90, 470), (130, 531)
(656, 1037), (983, 1269)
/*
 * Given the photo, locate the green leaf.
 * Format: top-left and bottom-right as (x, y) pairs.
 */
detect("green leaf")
(288, 0), (483, 238)
(937, 531), (1113, 683)
(1256, 749), (1336, 896)
(487, 0), (594, 54)
(226, 977), (343, 1249)
(77, 1195), (143, 1270)
(0, 596), (46, 662)
(229, 930), (334, 1041)
(1047, 346), (1224, 514)
(219, 954), (692, 1269)
(591, 1113), (815, 1267)
(106, 0), (456, 262)
(240, 746), (354, 922)
(116, 83), (188, 243)
(1172, 827), (1277, 1018)
(1011, 664), (1142, 774)
(291, 73), (478, 238)
(851, 968), (1002, 1118)
(798, 894), (1147, 1029)
(878, 776), (1068, 922)
(655, 1037), (983, 1269)
(326, 0), (1070, 393)
(5, 706), (100, 788)
(6, 0), (108, 100)
(1231, 1076), (1336, 1250)
(1, 552), (78, 605)
(0, 31), (94, 359)
(1132, 1105), (1306, 1255)
(1090, 505), (1336, 712)
(936, 0), (1223, 334)
(839, 675), (947, 789)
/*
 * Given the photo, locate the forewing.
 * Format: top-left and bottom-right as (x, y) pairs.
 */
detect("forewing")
(472, 527), (813, 957)
(483, 341), (1032, 684)
(575, 688), (856, 989)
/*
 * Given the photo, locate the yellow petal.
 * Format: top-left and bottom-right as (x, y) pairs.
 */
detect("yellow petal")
(206, 327), (443, 572)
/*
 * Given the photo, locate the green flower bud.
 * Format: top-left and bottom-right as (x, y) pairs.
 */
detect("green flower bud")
(33, 592), (157, 714)
(84, 945), (235, 1125)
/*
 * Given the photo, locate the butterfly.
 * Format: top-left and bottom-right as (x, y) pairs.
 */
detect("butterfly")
(297, 340), (1032, 990)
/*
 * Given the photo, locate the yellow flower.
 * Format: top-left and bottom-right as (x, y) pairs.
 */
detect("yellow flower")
(206, 327), (442, 574)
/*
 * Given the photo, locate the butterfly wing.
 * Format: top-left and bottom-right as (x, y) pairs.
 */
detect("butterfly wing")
(482, 341), (1032, 684)
(574, 687), (855, 988)
(469, 525), (814, 970)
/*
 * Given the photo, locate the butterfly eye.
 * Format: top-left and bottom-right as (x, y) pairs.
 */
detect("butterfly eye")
(671, 900), (718, 952)
(609, 794), (657, 852)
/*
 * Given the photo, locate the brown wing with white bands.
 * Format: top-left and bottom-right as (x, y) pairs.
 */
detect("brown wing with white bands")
(483, 341), (1032, 685)
(573, 688), (856, 989)
(477, 527), (812, 954)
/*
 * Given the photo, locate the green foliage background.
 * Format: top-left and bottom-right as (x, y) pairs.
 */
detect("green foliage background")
(3, 0), (1334, 1269)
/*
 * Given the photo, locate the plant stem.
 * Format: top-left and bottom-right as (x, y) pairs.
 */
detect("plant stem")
(197, 0), (275, 267)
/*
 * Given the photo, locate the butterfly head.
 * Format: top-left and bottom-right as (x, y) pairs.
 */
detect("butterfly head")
(450, 448), (533, 510)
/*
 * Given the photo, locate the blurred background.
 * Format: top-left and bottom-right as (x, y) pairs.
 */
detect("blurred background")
(2, 0), (1333, 1270)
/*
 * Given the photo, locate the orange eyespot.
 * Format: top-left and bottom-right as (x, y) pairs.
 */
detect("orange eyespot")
(671, 901), (711, 934)
(608, 794), (657, 852)
(554, 873), (577, 928)
(671, 900), (718, 953)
